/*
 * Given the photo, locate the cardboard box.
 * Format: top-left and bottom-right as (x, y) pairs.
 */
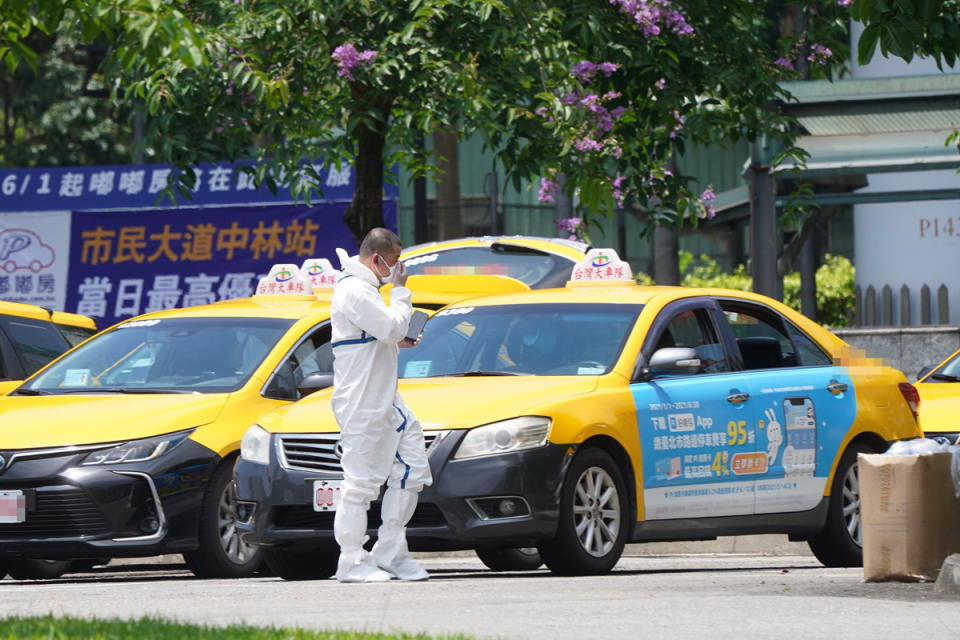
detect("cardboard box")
(860, 452), (960, 582)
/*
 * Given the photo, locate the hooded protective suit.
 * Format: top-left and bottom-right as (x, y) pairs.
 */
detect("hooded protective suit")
(330, 254), (432, 582)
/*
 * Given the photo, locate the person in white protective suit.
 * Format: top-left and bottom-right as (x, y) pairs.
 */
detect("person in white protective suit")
(330, 228), (432, 583)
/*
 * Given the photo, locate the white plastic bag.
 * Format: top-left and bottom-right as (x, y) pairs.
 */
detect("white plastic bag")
(885, 438), (960, 498)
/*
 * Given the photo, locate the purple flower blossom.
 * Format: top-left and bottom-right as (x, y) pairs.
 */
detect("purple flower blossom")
(331, 43), (378, 81)
(774, 57), (794, 70)
(597, 62), (619, 76)
(807, 44), (833, 66)
(611, 0), (695, 38)
(571, 61), (619, 85)
(838, 0), (852, 6)
(612, 175), (627, 207)
(655, 78), (666, 90)
(571, 61), (597, 84)
(699, 186), (716, 219)
(574, 137), (603, 153)
(538, 177), (560, 203)
(557, 217), (585, 241)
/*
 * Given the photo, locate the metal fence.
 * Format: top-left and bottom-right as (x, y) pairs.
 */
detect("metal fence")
(854, 283), (951, 327)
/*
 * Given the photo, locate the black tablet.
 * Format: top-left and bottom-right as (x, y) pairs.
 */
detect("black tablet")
(405, 310), (429, 341)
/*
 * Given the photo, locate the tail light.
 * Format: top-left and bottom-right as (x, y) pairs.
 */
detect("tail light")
(898, 382), (921, 417)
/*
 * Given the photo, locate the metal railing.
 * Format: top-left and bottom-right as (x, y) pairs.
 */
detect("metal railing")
(854, 283), (950, 327)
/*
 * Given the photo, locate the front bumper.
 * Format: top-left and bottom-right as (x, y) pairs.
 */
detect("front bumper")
(235, 431), (572, 552)
(924, 430), (960, 445)
(0, 440), (219, 559)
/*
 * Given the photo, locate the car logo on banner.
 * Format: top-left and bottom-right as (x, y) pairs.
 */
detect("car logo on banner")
(0, 228), (56, 273)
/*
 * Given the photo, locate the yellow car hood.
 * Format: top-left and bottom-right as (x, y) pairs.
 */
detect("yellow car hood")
(259, 376), (600, 434)
(916, 382), (960, 434)
(0, 393), (229, 449)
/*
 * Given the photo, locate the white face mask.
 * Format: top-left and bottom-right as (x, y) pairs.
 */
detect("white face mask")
(377, 255), (399, 283)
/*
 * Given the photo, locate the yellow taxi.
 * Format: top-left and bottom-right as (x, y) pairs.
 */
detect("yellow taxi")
(0, 263), (341, 580)
(235, 249), (922, 578)
(915, 348), (960, 445)
(0, 301), (98, 396)
(398, 235), (589, 309)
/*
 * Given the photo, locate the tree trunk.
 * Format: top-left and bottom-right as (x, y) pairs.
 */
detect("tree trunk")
(343, 91), (392, 245)
(433, 127), (462, 240)
(653, 224), (680, 286)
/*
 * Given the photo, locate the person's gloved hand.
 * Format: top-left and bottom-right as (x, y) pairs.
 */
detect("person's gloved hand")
(392, 259), (409, 288)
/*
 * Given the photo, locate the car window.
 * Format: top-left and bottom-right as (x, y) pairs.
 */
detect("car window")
(0, 317), (69, 375)
(398, 303), (641, 378)
(403, 246), (574, 288)
(784, 319), (832, 366)
(56, 323), (97, 348)
(651, 308), (729, 374)
(719, 302), (798, 370)
(289, 324), (333, 382)
(24, 317), (293, 394)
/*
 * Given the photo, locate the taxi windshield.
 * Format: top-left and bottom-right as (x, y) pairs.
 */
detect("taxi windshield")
(21, 317), (293, 395)
(403, 246), (575, 288)
(398, 303), (641, 378)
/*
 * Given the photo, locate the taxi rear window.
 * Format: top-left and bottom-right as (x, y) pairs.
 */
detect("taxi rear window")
(0, 316), (69, 374)
(399, 303), (641, 378)
(403, 246), (574, 288)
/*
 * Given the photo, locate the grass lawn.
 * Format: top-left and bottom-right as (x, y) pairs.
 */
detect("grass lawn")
(0, 616), (473, 640)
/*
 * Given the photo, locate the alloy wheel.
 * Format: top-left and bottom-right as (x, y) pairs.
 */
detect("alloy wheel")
(571, 466), (621, 558)
(841, 459), (862, 546)
(218, 480), (255, 564)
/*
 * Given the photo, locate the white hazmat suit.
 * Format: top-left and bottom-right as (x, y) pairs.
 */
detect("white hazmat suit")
(330, 254), (432, 582)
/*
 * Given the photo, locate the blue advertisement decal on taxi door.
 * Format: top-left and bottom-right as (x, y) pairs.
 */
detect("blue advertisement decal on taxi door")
(631, 372), (760, 520)
(741, 367), (857, 514)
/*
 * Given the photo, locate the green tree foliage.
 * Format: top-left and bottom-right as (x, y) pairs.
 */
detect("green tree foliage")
(852, 0), (960, 67)
(638, 252), (855, 327)
(0, 2), (852, 241)
(0, 34), (135, 167)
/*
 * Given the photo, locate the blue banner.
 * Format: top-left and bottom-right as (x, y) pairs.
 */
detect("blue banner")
(0, 161), (397, 212)
(65, 200), (397, 329)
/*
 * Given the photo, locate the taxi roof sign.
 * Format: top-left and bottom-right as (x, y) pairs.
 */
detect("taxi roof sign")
(300, 258), (341, 293)
(255, 264), (311, 297)
(568, 248), (633, 286)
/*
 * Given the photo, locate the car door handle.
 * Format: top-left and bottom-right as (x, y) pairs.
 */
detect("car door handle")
(827, 381), (848, 395)
(727, 392), (750, 404)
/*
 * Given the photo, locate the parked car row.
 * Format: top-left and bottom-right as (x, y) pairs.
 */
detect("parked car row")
(0, 237), (939, 581)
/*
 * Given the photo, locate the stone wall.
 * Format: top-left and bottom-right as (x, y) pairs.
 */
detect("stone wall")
(831, 325), (960, 381)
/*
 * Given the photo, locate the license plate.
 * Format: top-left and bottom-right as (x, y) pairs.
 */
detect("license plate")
(0, 490), (26, 523)
(312, 479), (342, 512)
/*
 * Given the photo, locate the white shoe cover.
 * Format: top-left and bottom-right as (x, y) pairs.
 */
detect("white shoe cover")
(377, 552), (429, 581)
(336, 550), (392, 583)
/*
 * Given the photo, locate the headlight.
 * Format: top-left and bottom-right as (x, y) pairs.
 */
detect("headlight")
(240, 424), (272, 465)
(82, 429), (193, 466)
(454, 416), (551, 460)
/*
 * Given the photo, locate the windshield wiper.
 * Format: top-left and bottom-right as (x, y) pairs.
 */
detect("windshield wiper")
(433, 370), (526, 377)
(11, 388), (48, 396)
(57, 387), (195, 394)
(930, 373), (960, 382)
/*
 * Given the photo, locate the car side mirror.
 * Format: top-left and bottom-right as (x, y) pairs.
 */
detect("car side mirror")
(297, 372), (334, 397)
(917, 365), (933, 381)
(635, 347), (701, 381)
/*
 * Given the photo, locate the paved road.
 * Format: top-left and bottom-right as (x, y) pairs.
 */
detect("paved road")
(0, 553), (957, 639)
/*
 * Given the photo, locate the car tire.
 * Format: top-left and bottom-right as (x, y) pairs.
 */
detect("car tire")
(475, 547), (544, 572)
(808, 442), (873, 568)
(7, 559), (72, 580)
(183, 457), (262, 578)
(538, 447), (630, 576)
(262, 546), (338, 581)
